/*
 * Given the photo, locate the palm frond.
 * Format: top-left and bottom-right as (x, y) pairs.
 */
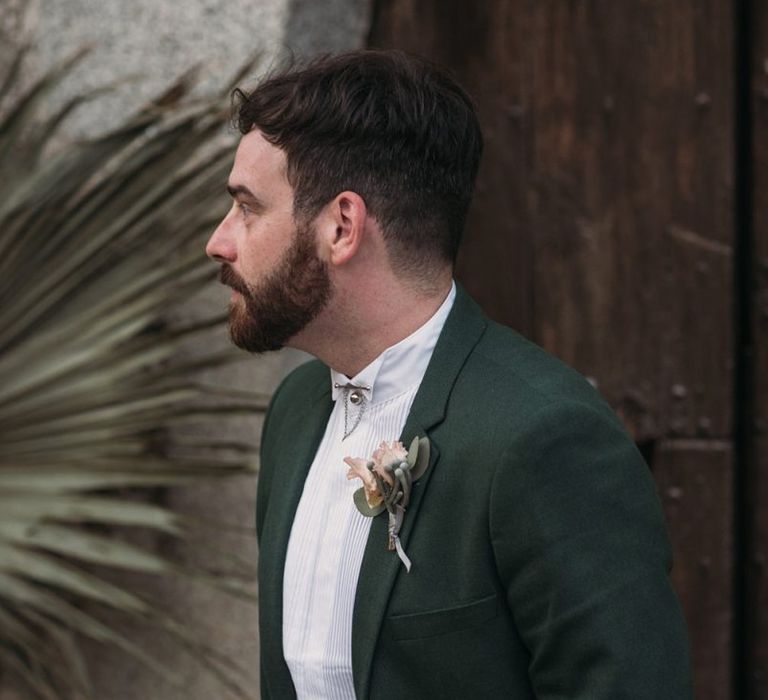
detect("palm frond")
(0, 46), (265, 699)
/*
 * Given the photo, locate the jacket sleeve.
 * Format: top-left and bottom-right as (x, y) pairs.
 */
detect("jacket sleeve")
(490, 400), (693, 699)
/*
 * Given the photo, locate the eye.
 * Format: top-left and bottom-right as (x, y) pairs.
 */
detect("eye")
(238, 202), (252, 217)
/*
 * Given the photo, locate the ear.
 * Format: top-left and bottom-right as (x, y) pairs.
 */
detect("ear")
(316, 191), (368, 267)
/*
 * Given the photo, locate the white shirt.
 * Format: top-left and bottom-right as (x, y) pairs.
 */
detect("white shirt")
(282, 282), (456, 699)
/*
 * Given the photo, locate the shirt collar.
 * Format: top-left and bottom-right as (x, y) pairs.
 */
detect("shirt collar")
(330, 281), (456, 405)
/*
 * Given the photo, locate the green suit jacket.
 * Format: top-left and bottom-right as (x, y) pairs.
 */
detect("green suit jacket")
(257, 286), (693, 699)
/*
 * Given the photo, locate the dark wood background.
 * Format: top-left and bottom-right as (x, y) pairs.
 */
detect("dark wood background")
(369, 1), (765, 698)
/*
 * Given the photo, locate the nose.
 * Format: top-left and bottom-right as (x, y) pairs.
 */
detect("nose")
(205, 211), (236, 263)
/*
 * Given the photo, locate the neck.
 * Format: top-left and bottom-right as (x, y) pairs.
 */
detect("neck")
(291, 275), (453, 377)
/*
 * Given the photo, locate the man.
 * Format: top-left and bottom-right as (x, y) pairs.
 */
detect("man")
(206, 50), (692, 699)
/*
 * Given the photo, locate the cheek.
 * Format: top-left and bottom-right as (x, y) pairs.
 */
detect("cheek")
(243, 229), (294, 278)
(238, 248), (272, 285)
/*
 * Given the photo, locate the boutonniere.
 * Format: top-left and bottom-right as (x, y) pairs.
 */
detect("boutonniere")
(344, 436), (430, 573)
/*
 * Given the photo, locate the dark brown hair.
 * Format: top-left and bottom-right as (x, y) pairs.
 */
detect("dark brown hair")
(233, 50), (483, 271)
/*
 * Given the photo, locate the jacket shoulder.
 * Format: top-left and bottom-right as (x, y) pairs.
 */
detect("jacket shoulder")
(467, 320), (616, 422)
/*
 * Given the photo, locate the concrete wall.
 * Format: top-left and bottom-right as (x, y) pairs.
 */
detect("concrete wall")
(0, 1), (371, 698)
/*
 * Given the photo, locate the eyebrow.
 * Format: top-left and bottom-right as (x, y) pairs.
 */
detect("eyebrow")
(227, 183), (264, 207)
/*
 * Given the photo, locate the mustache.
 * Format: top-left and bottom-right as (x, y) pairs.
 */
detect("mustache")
(219, 265), (251, 296)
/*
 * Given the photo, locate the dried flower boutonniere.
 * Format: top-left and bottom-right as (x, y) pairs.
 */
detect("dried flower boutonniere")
(344, 436), (430, 572)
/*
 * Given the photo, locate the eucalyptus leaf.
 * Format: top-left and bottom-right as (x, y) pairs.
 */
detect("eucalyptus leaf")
(395, 466), (411, 507)
(352, 487), (387, 517)
(410, 436), (431, 481)
(406, 435), (419, 468)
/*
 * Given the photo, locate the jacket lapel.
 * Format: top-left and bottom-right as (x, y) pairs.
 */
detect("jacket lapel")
(258, 370), (333, 698)
(351, 285), (488, 699)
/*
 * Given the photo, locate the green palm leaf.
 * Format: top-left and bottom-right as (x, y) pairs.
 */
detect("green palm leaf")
(0, 48), (263, 699)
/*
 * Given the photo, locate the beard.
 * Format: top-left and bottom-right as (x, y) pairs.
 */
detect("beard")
(218, 223), (332, 353)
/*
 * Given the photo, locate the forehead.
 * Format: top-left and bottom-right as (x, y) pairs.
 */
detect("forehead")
(229, 129), (291, 194)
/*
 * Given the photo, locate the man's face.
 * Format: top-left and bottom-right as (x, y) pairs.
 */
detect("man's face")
(205, 130), (332, 352)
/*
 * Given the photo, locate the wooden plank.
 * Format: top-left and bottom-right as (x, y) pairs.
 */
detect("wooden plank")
(747, 0), (768, 695)
(526, 0), (734, 442)
(656, 440), (733, 700)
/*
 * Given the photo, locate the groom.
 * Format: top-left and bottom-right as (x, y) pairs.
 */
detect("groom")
(206, 50), (692, 699)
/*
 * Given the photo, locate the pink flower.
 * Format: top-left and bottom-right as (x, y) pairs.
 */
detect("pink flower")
(345, 456), (384, 508)
(371, 441), (407, 485)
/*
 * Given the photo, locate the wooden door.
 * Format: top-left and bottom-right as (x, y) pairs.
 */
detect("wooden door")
(370, 1), (739, 697)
